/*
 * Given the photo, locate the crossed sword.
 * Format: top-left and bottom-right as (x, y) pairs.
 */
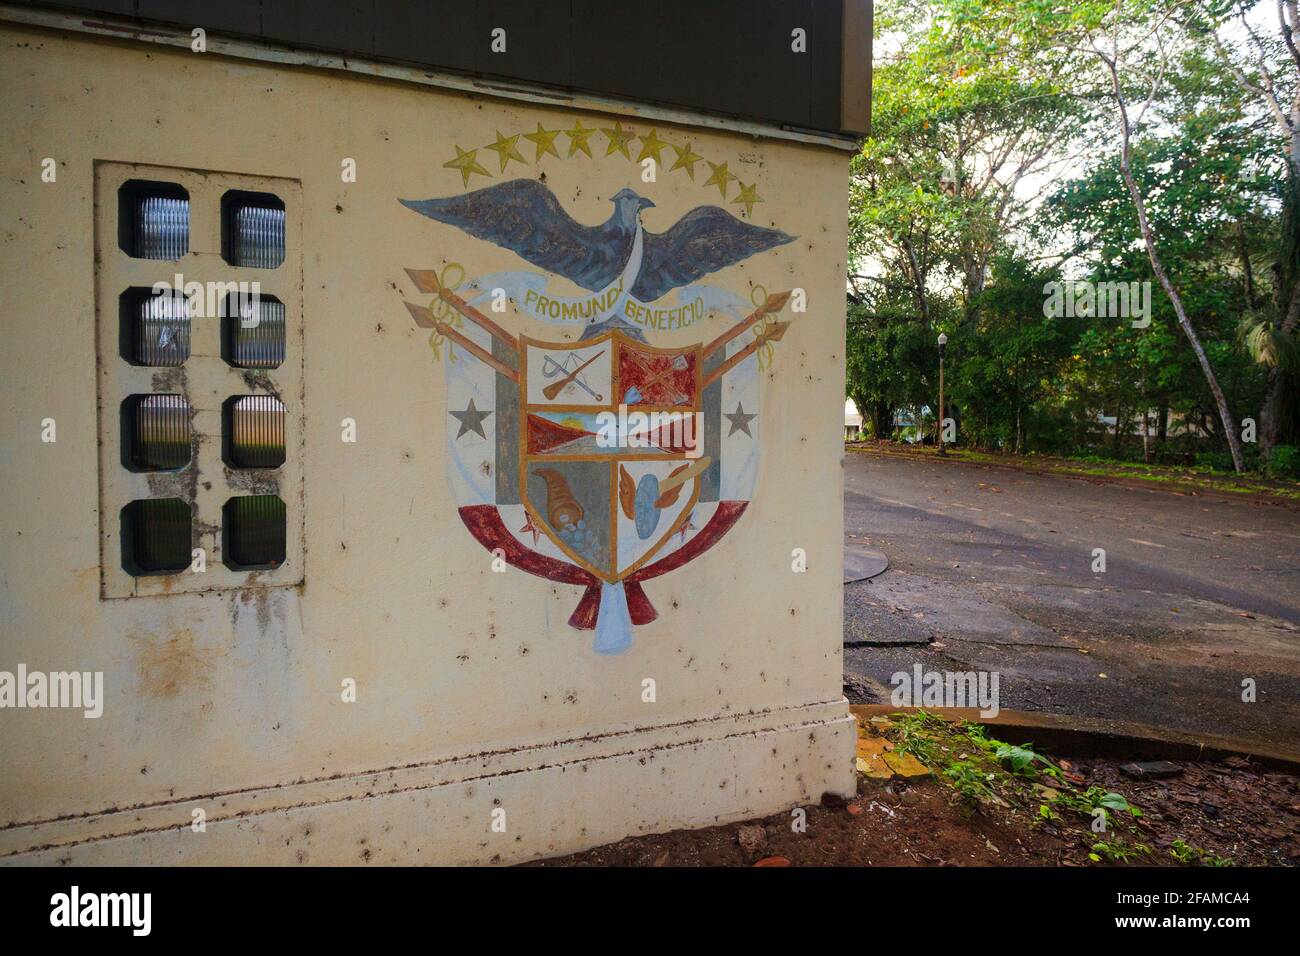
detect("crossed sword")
(401, 268), (792, 391)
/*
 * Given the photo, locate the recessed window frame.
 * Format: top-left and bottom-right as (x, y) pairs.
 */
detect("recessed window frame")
(119, 286), (192, 367)
(222, 292), (286, 369)
(223, 394), (287, 469)
(95, 161), (304, 599)
(117, 179), (190, 261)
(221, 189), (287, 269)
(121, 393), (193, 472)
(222, 495), (287, 570)
(120, 498), (193, 575)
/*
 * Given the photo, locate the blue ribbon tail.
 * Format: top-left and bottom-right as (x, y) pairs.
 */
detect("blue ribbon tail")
(594, 581), (634, 654)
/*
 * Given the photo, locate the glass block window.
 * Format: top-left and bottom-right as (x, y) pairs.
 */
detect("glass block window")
(118, 180), (189, 260)
(225, 395), (286, 469)
(223, 496), (286, 569)
(97, 162), (302, 595)
(121, 287), (191, 366)
(223, 293), (286, 368)
(222, 190), (286, 269)
(125, 394), (192, 471)
(121, 499), (191, 574)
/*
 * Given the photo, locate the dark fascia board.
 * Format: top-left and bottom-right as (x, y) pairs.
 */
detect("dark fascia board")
(841, 0), (871, 136)
(17, 0), (872, 138)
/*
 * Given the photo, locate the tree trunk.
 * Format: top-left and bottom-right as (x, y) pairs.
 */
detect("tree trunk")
(1235, 217), (1257, 310)
(1260, 156), (1300, 455)
(1259, 366), (1295, 453)
(872, 400), (891, 442)
(1106, 58), (1245, 472)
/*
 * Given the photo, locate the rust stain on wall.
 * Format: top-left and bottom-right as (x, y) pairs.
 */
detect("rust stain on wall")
(132, 628), (221, 698)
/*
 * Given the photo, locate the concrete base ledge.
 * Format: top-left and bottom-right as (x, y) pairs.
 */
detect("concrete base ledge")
(850, 705), (1300, 773)
(3, 700), (856, 865)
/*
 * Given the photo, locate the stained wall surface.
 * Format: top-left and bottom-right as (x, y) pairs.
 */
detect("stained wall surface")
(0, 21), (855, 863)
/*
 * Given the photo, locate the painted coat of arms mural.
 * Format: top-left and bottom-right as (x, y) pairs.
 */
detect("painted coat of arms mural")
(399, 120), (796, 654)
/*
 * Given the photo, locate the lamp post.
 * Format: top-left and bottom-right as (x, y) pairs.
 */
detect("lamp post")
(937, 332), (948, 456)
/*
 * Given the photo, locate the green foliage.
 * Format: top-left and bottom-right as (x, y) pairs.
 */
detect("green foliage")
(994, 743), (1051, 775)
(1089, 840), (1152, 863)
(942, 759), (1001, 804)
(891, 709), (949, 765)
(847, 0), (1290, 471)
(1263, 444), (1300, 479)
(1170, 838), (1234, 866)
(886, 712), (1154, 861)
(1056, 786), (1143, 823)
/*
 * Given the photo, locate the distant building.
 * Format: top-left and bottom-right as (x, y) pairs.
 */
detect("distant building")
(845, 398), (864, 438)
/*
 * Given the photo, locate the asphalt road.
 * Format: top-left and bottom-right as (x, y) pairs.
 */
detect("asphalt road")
(842, 448), (1300, 751)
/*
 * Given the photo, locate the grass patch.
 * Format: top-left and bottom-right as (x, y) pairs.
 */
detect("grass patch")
(1169, 839), (1233, 867)
(847, 443), (1300, 500)
(879, 711), (1183, 866)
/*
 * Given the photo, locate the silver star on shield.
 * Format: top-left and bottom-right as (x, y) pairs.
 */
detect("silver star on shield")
(724, 402), (757, 437)
(449, 398), (492, 439)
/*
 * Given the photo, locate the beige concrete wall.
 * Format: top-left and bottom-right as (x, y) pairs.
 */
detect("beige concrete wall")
(0, 21), (853, 863)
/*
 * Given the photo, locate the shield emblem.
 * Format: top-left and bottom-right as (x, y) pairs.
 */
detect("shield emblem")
(401, 180), (792, 654)
(520, 331), (706, 583)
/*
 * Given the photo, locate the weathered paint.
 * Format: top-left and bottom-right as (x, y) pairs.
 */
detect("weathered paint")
(0, 20), (855, 865)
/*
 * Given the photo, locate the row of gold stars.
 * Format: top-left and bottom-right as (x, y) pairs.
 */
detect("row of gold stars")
(443, 120), (764, 216)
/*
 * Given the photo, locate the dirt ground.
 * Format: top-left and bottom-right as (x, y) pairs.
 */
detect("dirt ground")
(531, 716), (1300, 867)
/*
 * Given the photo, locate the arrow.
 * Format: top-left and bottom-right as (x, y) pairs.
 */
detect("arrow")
(405, 267), (518, 353)
(405, 301), (519, 383)
(702, 290), (791, 358)
(701, 321), (790, 388)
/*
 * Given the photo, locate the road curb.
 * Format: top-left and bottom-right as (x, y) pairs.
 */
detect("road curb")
(849, 704), (1300, 774)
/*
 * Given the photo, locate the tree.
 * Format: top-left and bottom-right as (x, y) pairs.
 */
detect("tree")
(1042, 40), (1274, 461)
(949, 0), (1253, 470)
(849, 0), (1282, 470)
(848, 0), (1086, 442)
(1189, 0), (1300, 455)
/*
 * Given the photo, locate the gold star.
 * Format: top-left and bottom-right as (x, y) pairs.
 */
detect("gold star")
(522, 122), (561, 162)
(601, 120), (635, 159)
(566, 119), (597, 158)
(669, 141), (703, 179)
(443, 145), (490, 187)
(636, 129), (670, 165)
(732, 181), (763, 217)
(704, 160), (737, 199)
(484, 130), (526, 172)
